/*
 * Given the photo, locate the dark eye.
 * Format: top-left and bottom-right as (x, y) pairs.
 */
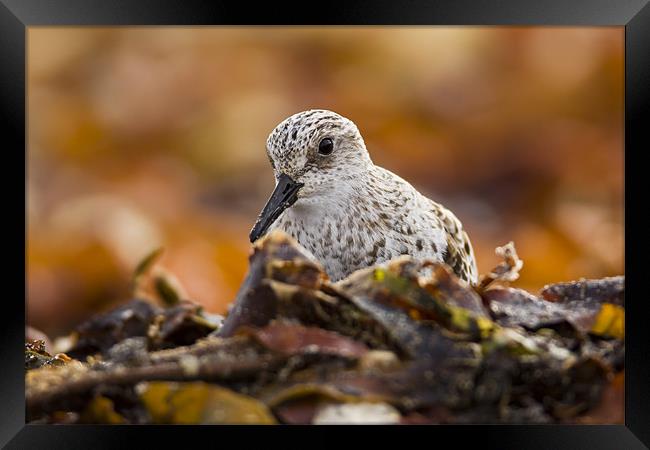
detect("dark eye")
(318, 138), (334, 155)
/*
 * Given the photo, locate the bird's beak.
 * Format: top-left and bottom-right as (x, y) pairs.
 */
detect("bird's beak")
(249, 173), (304, 243)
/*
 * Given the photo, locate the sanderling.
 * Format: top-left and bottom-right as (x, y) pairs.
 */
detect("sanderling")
(250, 109), (478, 284)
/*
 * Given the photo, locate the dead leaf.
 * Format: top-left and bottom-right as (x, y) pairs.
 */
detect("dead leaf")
(139, 381), (276, 424)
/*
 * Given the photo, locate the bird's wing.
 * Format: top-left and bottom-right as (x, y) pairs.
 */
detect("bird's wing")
(373, 166), (478, 284)
(431, 202), (478, 285)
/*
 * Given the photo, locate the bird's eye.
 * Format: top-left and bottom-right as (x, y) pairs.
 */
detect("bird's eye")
(318, 138), (334, 155)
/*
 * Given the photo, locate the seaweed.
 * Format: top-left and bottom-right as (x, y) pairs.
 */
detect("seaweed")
(25, 230), (624, 424)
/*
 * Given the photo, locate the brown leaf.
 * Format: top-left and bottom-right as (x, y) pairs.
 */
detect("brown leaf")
(483, 286), (625, 339)
(540, 276), (624, 306)
(241, 321), (369, 359)
(217, 230), (323, 337)
(66, 299), (160, 359)
(477, 241), (524, 292)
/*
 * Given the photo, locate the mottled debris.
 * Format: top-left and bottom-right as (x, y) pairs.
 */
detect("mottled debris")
(477, 241), (524, 293)
(26, 231), (624, 425)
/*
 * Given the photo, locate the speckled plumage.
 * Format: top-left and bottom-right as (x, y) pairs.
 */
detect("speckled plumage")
(259, 109), (478, 284)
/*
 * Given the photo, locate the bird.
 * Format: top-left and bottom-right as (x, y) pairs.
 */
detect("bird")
(249, 109), (478, 285)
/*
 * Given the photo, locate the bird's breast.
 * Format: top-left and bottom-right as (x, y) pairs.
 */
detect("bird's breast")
(272, 205), (448, 281)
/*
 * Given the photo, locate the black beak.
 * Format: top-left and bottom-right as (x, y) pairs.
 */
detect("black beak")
(249, 173), (304, 243)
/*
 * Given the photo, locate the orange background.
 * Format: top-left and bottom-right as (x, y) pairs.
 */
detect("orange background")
(27, 27), (624, 336)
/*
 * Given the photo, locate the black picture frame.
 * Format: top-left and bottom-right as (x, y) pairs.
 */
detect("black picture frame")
(3, 0), (648, 448)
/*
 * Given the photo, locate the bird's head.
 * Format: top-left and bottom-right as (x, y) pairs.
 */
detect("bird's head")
(250, 109), (372, 242)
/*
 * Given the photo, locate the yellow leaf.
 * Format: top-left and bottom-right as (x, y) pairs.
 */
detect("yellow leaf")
(81, 396), (126, 424)
(591, 303), (625, 339)
(139, 381), (276, 424)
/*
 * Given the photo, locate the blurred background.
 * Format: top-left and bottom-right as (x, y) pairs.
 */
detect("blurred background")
(27, 27), (624, 337)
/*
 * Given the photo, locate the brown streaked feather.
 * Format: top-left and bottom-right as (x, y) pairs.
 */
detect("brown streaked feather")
(437, 206), (478, 284)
